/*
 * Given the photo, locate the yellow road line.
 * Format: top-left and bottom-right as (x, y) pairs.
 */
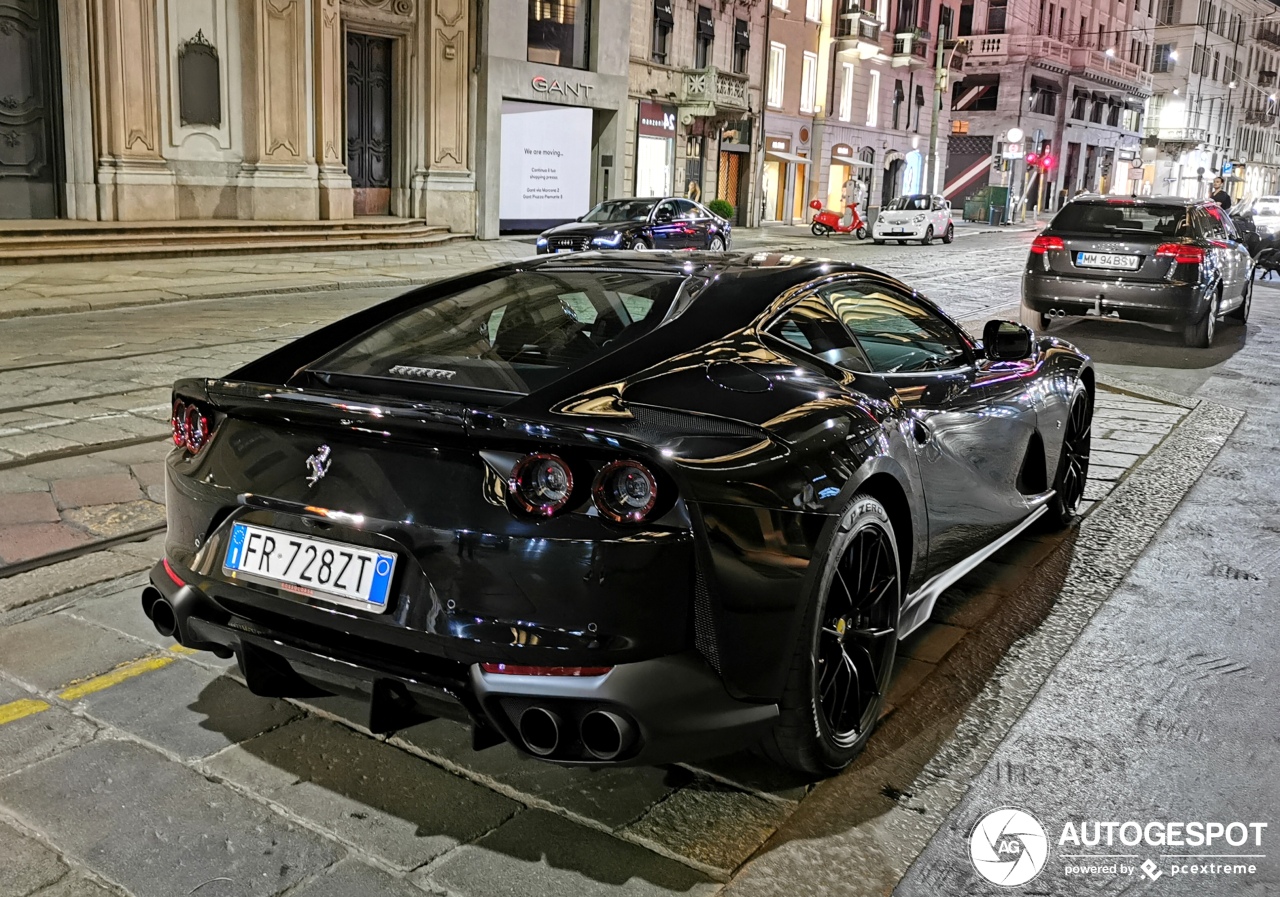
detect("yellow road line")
(0, 698), (50, 726)
(58, 655), (176, 701)
(168, 644), (200, 655)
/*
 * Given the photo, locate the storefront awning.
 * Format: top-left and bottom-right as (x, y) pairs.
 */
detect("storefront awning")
(734, 18), (750, 47)
(1030, 76), (1061, 93)
(767, 150), (809, 164)
(1124, 96), (1145, 110)
(653, 0), (673, 25)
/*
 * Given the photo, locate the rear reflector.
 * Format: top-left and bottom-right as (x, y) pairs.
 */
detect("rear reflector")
(1155, 243), (1206, 264)
(480, 663), (613, 677)
(162, 558), (185, 587)
(1030, 235), (1065, 254)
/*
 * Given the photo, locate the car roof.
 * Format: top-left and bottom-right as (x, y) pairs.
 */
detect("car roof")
(1069, 194), (1203, 207)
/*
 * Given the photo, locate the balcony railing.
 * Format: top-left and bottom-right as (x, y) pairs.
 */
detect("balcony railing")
(965, 34), (1072, 66)
(834, 4), (862, 38)
(1069, 47), (1153, 91)
(1259, 70), (1277, 87)
(892, 27), (930, 62)
(1257, 26), (1280, 51)
(1143, 126), (1208, 143)
(858, 18), (882, 43)
(681, 66), (749, 112)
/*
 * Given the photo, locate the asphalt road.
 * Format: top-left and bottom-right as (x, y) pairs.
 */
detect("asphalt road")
(0, 229), (1275, 897)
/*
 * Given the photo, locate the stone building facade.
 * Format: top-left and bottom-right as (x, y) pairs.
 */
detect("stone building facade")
(627, 0), (770, 226)
(0, 0), (473, 225)
(1146, 0), (1280, 201)
(944, 0), (1153, 211)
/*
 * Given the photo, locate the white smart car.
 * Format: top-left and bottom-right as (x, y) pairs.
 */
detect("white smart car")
(872, 193), (955, 245)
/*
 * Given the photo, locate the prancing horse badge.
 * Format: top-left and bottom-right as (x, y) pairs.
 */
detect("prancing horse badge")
(305, 445), (332, 486)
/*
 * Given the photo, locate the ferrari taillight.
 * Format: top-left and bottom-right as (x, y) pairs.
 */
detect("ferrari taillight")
(509, 453), (575, 517)
(592, 460), (658, 523)
(172, 397), (215, 454)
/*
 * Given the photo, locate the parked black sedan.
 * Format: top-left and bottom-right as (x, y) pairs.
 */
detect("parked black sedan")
(1022, 195), (1252, 347)
(144, 252), (1092, 776)
(536, 197), (731, 253)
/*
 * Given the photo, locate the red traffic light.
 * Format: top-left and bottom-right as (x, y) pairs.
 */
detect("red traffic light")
(1026, 152), (1039, 165)
(1042, 154), (1056, 170)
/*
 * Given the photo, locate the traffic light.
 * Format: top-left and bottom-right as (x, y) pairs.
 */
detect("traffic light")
(1026, 151), (1040, 166)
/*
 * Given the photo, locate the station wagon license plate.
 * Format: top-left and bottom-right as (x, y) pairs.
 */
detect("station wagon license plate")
(1075, 251), (1140, 270)
(223, 523), (396, 612)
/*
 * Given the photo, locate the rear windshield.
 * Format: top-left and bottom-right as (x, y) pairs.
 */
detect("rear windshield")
(309, 270), (687, 395)
(1051, 202), (1190, 235)
(885, 195), (932, 211)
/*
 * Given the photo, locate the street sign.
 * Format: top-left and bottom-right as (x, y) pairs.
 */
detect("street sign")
(1003, 142), (1023, 158)
(1127, 167), (1144, 180)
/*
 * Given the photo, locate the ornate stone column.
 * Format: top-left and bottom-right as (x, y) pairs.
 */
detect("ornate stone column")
(238, 0), (318, 219)
(313, 0), (352, 218)
(91, 0), (177, 219)
(421, 0), (473, 226)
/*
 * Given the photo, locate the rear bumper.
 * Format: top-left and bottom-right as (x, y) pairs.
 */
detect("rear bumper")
(142, 563), (778, 766)
(1022, 273), (1209, 325)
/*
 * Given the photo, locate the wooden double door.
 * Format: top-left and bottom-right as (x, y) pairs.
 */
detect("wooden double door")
(346, 32), (393, 216)
(0, 0), (63, 219)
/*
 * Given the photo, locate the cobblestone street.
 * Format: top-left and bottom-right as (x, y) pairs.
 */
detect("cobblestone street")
(0, 229), (1275, 897)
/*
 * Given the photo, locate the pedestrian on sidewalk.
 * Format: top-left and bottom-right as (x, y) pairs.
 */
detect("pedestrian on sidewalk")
(1210, 177), (1232, 210)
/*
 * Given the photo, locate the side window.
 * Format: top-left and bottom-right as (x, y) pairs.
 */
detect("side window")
(1206, 205), (1237, 237)
(767, 297), (870, 373)
(1197, 207), (1226, 240)
(820, 281), (971, 374)
(675, 199), (700, 220)
(656, 200), (678, 220)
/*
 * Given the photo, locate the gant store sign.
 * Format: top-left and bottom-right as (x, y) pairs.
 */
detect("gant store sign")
(531, 75), (596, 99)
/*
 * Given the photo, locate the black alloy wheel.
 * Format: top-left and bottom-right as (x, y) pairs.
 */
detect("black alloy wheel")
(629, 238), (649, 251)
(1228, 278), (1251, 322)
(942, 222), (955, 244)
(921, 225), (934, 246)
(1046, 384), (1092, 528)
(766, 495), (900, 775)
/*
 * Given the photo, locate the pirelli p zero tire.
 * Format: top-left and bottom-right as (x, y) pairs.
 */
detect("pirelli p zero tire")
(765, 495), (901, 776)
(1045, 381), (1092, 529)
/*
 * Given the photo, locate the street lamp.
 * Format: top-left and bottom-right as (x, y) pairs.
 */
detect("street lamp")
(925, 37), (969, 195)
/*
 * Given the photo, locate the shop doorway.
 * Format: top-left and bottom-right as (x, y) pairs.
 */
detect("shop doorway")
(791, 157), (808, 221)
(882, 159), (904, 205)
(716, 150), (746, 224)
(346, 32), (393, 216)
(828, 162), (851, 211)
(762, 159), (782, 221)
(0, 0), (64, 219)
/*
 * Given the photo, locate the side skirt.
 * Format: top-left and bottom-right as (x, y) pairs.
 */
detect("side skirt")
(897, 501), (1051, 639)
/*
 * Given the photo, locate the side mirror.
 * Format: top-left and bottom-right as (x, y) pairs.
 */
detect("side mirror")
(983, 320), (1034, 360)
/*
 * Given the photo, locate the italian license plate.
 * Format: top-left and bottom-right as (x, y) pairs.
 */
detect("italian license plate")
(1075, 251), (1140, 270)
(223, 523), (396, 612)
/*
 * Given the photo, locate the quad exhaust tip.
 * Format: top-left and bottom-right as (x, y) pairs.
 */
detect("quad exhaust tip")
(580, 710), (637, 762)
(518, 706), (563, 757)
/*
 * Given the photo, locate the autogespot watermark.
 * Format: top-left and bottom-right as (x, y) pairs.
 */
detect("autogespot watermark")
(968, 808), (1269, 887)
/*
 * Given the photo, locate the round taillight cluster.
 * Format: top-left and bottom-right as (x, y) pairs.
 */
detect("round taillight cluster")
(510, 453), (575, 516)
(507, 453), (660, 523)
(592, 460), (658, 523)
(171, 399), (211, 453)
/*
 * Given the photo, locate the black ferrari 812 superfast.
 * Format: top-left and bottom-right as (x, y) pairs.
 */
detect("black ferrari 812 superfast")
(144, 252), (1092, 775)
